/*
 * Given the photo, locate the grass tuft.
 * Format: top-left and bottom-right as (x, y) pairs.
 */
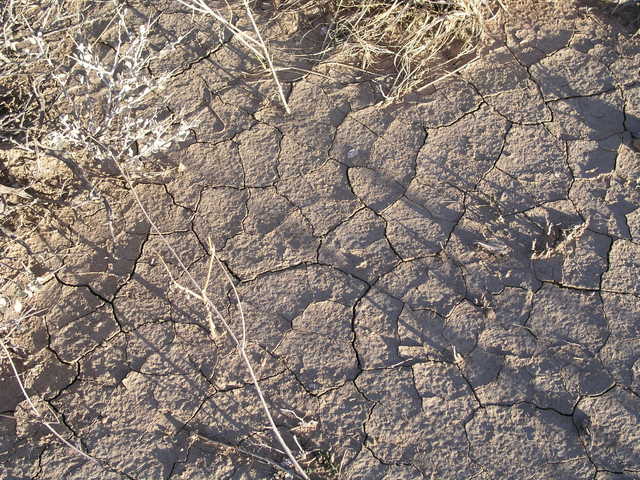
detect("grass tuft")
(277, 0), (506, 98)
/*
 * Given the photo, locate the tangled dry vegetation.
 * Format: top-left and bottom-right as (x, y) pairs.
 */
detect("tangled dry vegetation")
(276, 0), (506, 96)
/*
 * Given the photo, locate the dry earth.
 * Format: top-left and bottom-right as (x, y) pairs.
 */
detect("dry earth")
(2, 2), (640, 479)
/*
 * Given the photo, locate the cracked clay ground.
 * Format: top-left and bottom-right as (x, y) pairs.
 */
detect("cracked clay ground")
(2, 4), (640, 480)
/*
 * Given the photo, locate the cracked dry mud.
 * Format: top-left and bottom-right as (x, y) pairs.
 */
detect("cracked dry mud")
(2, 4), (640, 480)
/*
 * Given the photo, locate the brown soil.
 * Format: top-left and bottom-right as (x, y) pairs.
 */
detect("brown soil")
(2, 2), (640, 479)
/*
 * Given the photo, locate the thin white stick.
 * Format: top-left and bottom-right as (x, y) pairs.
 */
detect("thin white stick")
(0, 337), (96, 462)
(191, 431), (307, 480)
(209, 238), (247, 350)
(240, 0), (291, 114)
(176, 0), (266, 60)
(112, 159), (308, 480)
(177, 0), (291, 114)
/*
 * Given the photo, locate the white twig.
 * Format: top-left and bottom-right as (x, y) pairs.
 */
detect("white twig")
(191, 431), (307, 480)
(240, 0), (291, 114)
(113, 160), (309, 480)
(0, 337), (96, 463)
(178, 0), (291, 113)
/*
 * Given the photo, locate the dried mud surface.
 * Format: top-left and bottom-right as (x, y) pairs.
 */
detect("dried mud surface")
(2, 3), (640, 480)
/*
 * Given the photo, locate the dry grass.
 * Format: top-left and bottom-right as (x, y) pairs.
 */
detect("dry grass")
(276, 0), (506, 98)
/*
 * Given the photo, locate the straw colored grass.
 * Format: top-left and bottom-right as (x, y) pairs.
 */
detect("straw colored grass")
(277, 0), (507, 98)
